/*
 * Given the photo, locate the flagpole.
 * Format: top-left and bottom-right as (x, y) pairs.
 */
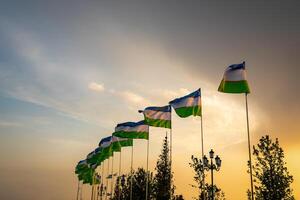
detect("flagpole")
(80, 181), (83, 200)
(91, 171), (95, 200)
(94, 173), (97, 200)
(245, 93), (254, 200)
(201, 115), (206, 200)
(118, 150), (122, 200)
(93, 173), (98, 200)
(111, 155), (114, 199)
(170, 107), (173, 200)
(76, 180), (80, 200)
(130, 143), (134, 200)
(97, 184), (100, 200)
(101, 164), (104, 200)
(105, 158), (110, 200)
(145, 134), (150, 200)
(94, 172), (97, 200)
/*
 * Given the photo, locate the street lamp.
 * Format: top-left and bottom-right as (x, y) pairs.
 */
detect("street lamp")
(203, 149), (222, 200)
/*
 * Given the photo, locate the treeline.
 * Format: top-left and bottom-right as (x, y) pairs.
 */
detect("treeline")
(107, 134), (294, 200)
(189, 135), (294, 200)
(112, 135), (184, 200)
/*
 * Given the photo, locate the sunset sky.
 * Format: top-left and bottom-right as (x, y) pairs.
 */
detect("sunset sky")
(0, 1), (299, 199)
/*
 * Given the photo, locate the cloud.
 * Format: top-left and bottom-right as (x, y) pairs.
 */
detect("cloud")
(88, 82), (105, 92)
(120, 91), (149, 106)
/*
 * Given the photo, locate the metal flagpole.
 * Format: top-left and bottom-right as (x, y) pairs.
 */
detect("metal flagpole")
(111, 155), (114, 199)
(130, 143), (134, 200)
(80, 181), (83, 200)
(170, 107), (173, 200)
(76, 180), (80, 200)
(118, 150), (122, 200)
(245, 93), (254, 200)
(95, 181), (98, 200)
(105, 158), (110, 200)
(145, 134), (150, 200)
(91, 172), (95, 200)
(101, 164), (105, 200)
(94, 172), (98, 200)
(201, 116), (206, 200)
(97, 185), (100, 200)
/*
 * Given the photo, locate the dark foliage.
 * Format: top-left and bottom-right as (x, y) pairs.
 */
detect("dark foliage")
(189, 155), (225, 200)
(249, 135), (294, 200)
(153, 135), (175, 200)
(112, 168), (154, 200)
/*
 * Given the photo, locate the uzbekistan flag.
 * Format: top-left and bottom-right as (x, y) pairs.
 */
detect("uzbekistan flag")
(139, 105), (171, 129)
(75, 160), (88, 174)
(86, 147), (102, 166)
(113, 120), (149, 140)
(98, 136), (113, 161)
(218, 62), (250, 93)
(169, 89), (202, 118)
(111, 136), (133, 152)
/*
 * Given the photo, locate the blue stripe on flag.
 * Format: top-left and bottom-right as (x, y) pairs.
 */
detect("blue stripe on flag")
(98, 136), (112, 146)
(145, 105), (171, 112)
(116, 120), (145, 128)
(95, 147), (101, 154)
(78, 160), (86, 165)
(228, 62), (245, 71)
(169, 88), (201, 104)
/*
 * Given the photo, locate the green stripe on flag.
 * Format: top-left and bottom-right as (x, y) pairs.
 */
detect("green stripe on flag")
(218, 79), (250, 94)
(145, 118), (171, 129)
(174, 105), (202, 118)
(113, 131), (149, 140)
(119, 139), (133, 147)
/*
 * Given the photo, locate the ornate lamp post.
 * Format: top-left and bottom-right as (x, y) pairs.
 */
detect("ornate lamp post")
(203, 149), (222, 200)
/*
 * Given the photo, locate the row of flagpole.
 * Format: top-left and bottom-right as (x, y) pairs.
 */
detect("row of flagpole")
(76, 61), (254, 200)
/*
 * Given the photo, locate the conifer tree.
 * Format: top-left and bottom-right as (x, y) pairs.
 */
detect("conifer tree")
(249, 135), (294, 200)
(153, 135), (174, 199)
(112, 168), (154, 200)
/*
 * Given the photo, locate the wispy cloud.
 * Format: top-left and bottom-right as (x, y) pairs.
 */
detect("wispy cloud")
(120, 91), (148, 105)
(88, 82), (105, 92)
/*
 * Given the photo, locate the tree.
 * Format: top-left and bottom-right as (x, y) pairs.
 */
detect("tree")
(189, 155), (225, 200)
(153, 135), (174, 200)
(112, 168), (154, 200)
(249, 135), (294, 200)
(113, 136), (184, 199)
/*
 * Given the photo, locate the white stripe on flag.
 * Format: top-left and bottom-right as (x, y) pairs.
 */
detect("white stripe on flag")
(112, 136), (128, 142)
(224, 68), (246, 81)
(100, 141), (111, 148)
(115, 125), (149, 132)
(171, 96), (201, 109)
(144, 110), (171, 120)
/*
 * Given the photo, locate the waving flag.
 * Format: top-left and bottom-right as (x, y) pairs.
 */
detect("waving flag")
(218, 62), (250, 93)
(75, 160), (88, 174)
(116, 137), (133, 147)
(86, 147), (102, 165)
(111, 136), (133, 152)
(169, 89), (202, 118)
(139, 105), (171, 129)
(98, 136), (113, 161)
(113, 120), (149, 139)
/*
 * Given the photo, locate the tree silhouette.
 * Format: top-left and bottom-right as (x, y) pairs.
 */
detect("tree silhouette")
(153, 135), (175, 199)
(112, 168), (154, 200)
(249, 135), (294, 200)
(113, 136), (183, 199)
(190, 155), (225, 200)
